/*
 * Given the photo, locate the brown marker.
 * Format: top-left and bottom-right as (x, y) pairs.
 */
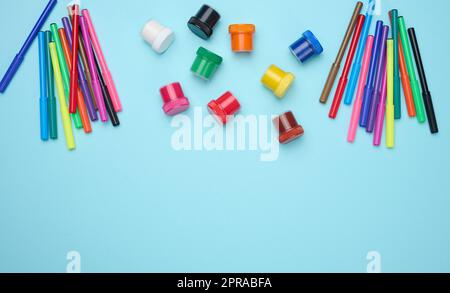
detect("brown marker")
(319, 1), (363, 104)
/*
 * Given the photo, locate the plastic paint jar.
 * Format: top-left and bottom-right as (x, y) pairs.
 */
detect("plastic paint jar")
(229, 24), (256, 52)
(188, 5), (221, 40)
(191, 47), (223, 81)
(141, 20), (174, 54)
(208, 91), (241, 124)
(289, 30), (323, 63)
(261, 65), (295, 98)
(160, 82), (190, 116)
(273, 111), (304, 144)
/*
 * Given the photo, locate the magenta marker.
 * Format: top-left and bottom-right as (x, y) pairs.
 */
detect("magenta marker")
(366, 25), (389, 133)
(373, 59), (387, 146)
(80, 15), (108, 122)
(82, 9), (122, 112)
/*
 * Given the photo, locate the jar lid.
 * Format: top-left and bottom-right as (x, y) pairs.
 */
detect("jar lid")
(197, 47), (223, 65)
(229, 24), (255, 34)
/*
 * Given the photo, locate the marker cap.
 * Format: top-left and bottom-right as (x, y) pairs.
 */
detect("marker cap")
(229, 24), (256, 52)
(208, 91), (241, 124)
(290, 30), (323, 63)
(273, 111), (304, 144)
(191, 47), (223, 80)
(261, 65), (295, 98)
(188, 5), (221, 40)
(141, 20), (175, 54)
(160, 82), (190, 116)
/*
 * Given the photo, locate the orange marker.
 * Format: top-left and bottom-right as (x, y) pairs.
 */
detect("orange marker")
(58, 28), (92, 133)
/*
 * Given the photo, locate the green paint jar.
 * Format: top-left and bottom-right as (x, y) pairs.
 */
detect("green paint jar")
(191, 47), (223, 81)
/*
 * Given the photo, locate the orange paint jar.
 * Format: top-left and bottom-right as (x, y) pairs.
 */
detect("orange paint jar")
(229, 24), (256, 52)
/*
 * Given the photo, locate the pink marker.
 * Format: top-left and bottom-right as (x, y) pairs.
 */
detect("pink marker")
(80, 15), (108, 122)
(347, 35), (374, 143)
(373, 60), (387, 146)
(82, 9), (122, 112)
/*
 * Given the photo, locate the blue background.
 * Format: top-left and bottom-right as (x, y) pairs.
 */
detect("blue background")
(1, 0), (449, 273)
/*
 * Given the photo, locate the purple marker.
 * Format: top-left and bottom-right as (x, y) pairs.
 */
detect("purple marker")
(80, 15), (108, 122)
(359, 21), (383, 128)
(62, 17), (98, 122)
(373, 56), (388, 146)
(366, 25), (389, 133)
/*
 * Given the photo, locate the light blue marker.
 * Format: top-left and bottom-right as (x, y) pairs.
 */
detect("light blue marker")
(38, 32), (49, 141)
(344, 0), (376, 105)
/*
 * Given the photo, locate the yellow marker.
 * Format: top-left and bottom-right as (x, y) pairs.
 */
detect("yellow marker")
(49, 43), (76, 151)
(386, 40), (395, 149)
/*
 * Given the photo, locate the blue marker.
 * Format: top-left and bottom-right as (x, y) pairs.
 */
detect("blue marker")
(344, 0), (376, 105)
(359, 21), (383, 128)
(38, 32), (49, 141)
(366, 25), (389, 133)
(0, 0), (57, 93)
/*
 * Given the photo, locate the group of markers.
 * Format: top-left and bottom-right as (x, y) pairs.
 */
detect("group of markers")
(0, 0), (121, 151)
(141, 5), (326, 144)
(320, 1), (438, 148)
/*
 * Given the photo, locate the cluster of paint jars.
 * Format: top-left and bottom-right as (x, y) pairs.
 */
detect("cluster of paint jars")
(141, 4), (323, 144)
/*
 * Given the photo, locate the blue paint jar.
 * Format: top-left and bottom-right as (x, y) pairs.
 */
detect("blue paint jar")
(289, 30), (323, 63)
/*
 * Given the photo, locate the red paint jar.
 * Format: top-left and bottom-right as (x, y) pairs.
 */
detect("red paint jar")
(273, 111), (304, 144)
(208, 91), (241, 124)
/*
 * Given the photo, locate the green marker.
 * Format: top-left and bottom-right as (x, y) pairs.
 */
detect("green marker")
(50, 23), (83, 129)
(398, 16), (426, 123)
(45, 31), (58, 139)
(390, 10), (401, 120)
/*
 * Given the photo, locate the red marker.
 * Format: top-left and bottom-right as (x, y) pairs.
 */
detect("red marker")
(329, 14), (365, 119)
(69, 4), (80, 114)
(59, 28), (92, 134)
